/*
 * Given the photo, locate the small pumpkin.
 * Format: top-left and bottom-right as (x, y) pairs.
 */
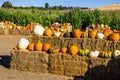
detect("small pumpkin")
(110, 32), (120, 41)
(53, 30), (61, 37)
(42, 43), (51, 52)
(61, 47), (67, 54)
(69, 45), (78, 56)
(88, 50), (100, 58)
(113, 50), (120, 59)
(89, 29), (97, 39)
(34, 41), (43, 51)
(81, 30), (88, 38)
(97, 32), (104, 39)
(44, 28), (53, 37)
(28, 42), (35, 51)
(73, 28), (82, 38)
(60, 32), (65, 37)
(103, 29), (113, 39)
(49, 46), (60, 54)
(13, 45), (18, 50)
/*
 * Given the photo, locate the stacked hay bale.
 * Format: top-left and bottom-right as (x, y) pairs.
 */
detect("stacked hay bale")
(10, 50), (48, 73)
(49, 54), (88, 77)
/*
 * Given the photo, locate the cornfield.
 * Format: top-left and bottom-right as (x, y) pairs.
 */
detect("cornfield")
(0, 8), (120, 30)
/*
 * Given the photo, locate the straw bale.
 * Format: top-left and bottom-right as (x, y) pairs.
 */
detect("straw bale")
(9, 29), (20, 35)
(49, 65), (64, 75)
(64, 66), (88, 76)
(0, 29), (5, 34)
(63, 60), (88, 68)
(89, 57), (110, 69)
(19, 29), (31, 35)
(10, 50), (48, 73)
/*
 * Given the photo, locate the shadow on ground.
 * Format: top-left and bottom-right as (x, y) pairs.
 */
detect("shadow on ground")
(0, 55), (11, 68)
(74, 59), (120, 80)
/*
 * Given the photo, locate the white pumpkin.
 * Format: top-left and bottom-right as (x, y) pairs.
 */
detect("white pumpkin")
(53, 30), (61, 37)
(97, 32), (104, 39)
(89, 50), (100, 58)
(113, 50), (120, 59)
(33, 24), (45, 36)
(17, 38), (29, 50)
(9, 25), (13, 29)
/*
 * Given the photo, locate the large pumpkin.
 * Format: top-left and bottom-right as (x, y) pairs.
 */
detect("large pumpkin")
(110, 32), (120, 41)
(42, 43), (51, 52)
(17, 38), (29, 50)
(28, 42), (35, 51)
(89, 29), (97, 39)
(44, 28), (53, 37)
(73, 28), (82, 38)
(33, 24), (45, 36)
(34, 41), (43, 51)
(69, 45), (78, 56)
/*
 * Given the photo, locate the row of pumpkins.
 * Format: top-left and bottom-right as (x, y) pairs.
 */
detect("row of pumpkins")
(13, 38), (120, 59)
(33, 23), (120, 41)
(0, 21), (120, 41)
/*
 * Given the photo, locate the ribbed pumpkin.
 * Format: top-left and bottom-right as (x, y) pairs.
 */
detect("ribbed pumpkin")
(69, 45), (78, 56)
(103, 29), (113, 39)
(42, 43), (51, 52)
(28, 43), (35, 51)
(89, 29), (97, 39)
(73, 28), (82, 38)
(61, 47), (67, 54)
(34, 41), (43, 51)
(110, 32), (120, 41)
(44, 28), (53, 37)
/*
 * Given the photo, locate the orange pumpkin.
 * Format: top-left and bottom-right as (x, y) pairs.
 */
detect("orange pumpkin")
(103, 29), (113, 39)
(34, 41), (43, 51)
(60, 32), (65, 37)
(44, 28), (53, 37)
(110, 32), (120, 41)
(73, 28), (82, 38)
(28, 43), (35, 51)
(69, 45), (78, 56)
(89, 29), (97, 39)
(42, 43), (51, 52)
(61, 47), (67, 54)
(13, 45), (18, 50)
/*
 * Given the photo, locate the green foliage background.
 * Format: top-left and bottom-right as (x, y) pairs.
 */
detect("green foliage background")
(0, 8), (120, 30)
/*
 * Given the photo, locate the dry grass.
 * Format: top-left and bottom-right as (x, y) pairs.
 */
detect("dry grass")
(91, 4), (120, 10)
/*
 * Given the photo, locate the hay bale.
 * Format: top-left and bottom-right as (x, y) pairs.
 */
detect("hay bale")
(10, 50), (48, 73)
(64, 67), (88, 76)
(89, 58), (110, 69)
(19, 30), (31, 35)
(9, 29), (20, 35)
(0, 29), (4, 34)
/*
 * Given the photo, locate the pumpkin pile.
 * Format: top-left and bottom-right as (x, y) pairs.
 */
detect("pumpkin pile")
(0, 21), (36, 30)
(31, 23), (120, 42)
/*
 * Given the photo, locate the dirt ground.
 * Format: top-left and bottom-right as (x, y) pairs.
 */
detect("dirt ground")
(0, 35), (74, 80)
